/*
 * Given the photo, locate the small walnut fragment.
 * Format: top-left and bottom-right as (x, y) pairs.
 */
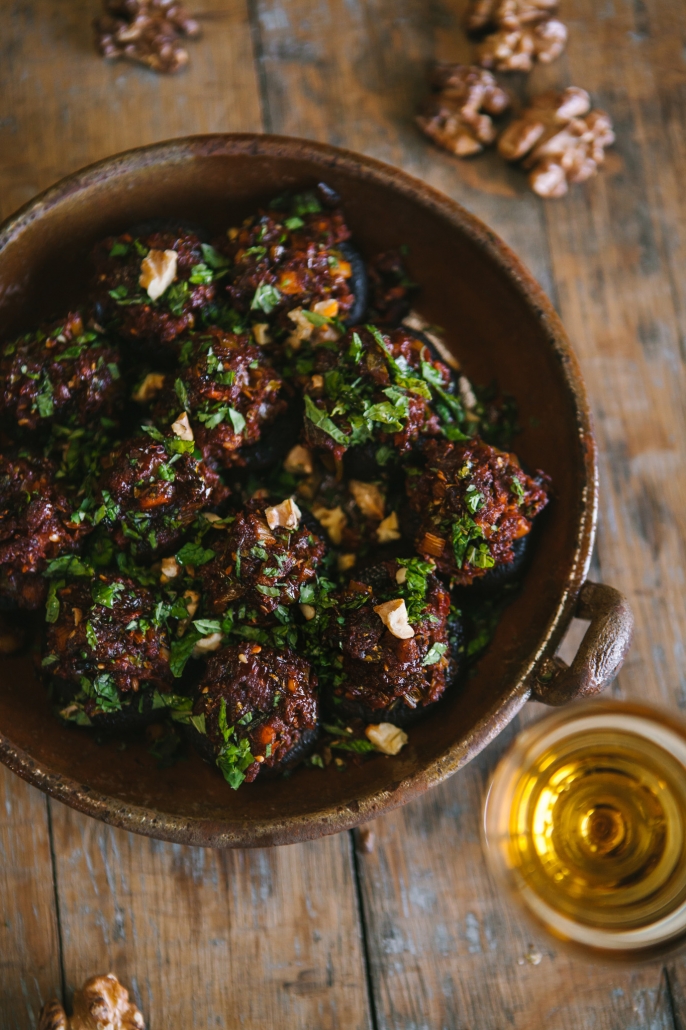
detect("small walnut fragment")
(38, 973), (145, 1030)
(417, 65), (510, 157)
(498, 87), (615, 197)
(365, 722), (409, 756)
(94, 0), (200, 74)
(466, 0), (567, 72)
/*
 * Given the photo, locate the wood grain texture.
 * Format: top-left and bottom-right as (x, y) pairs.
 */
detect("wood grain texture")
(48, 801), (372, 1029)
(0, 766), (62, 1030)
(0, 4), (372, 1028)
(0, 0), (263, 221)
(251, 0), (686, 1025)
(2, 0), (686, 1026)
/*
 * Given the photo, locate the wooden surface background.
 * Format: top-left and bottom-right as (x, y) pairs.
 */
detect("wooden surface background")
(2, 1), (686, 1027)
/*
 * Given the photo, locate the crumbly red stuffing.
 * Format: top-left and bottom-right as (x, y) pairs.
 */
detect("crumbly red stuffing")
(366, 250), (416, 326)
(301, 325), (450, 461)
(0, 455), (90, 608)
(153, 327), (286, 468)
(91, 230), (216, 345)
(223, 206), (355, 324)
(326, 559), (454, 711)
(194, 644), (318, 781)
(197, 499), (326, 621)
(406, 436), (550, 583)
(0, 312), (123, 432)
(95, 433), (218, 558)
(45, 575), (172, 702)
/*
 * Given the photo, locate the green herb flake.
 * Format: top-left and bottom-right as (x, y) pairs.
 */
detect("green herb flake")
(251, 282), (281, 315)
(175, 541), (216, 567)
(201, 243), (230, 270)
(189, 263), (215, 285)
(91, 579), (125, 609)
(175, 378), (190, 412)
(85, 620), (98, 650)
(43, 555), (93, 579)
(422, 642), (448, 666)
(304, 395), (349, 446)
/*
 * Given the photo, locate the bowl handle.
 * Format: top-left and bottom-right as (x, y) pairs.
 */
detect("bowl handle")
(529, 581), (634, 706)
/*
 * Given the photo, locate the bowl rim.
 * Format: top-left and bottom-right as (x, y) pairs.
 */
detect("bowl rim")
(0, 133), (598, 847)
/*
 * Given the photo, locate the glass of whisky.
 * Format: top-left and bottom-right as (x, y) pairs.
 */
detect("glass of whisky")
(483, 699), (686, 956)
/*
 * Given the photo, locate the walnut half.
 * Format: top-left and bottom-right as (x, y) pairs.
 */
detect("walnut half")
(38, 974), (145, 1030)
(94, 0), (200, 74)
(498, 87), (615, 197)
(417, 64), (510, 157)
(466, 0), (567, 73)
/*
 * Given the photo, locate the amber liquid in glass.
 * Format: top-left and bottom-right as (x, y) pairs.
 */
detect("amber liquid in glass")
(484, 703), (686, 953)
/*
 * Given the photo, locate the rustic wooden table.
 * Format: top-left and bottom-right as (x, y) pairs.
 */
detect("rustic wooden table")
(2, 1), (686, 1027)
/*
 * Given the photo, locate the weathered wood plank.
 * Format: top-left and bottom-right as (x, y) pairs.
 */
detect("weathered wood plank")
(0, 6), (372, 1029)
(0, 0), (263, 221)
(251, 0), (686, 1025)
(0, 767), (62, 1030)
(252, 0), (556, 294)
(49, 802), (372, 1029)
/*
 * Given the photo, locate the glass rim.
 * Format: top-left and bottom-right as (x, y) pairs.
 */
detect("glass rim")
(482, 698), (686, 954)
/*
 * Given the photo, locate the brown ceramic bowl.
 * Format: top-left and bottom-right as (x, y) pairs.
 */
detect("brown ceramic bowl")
(0, 135), (632, 848)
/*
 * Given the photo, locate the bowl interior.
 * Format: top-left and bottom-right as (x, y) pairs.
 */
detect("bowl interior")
(0, 137), (595, 846)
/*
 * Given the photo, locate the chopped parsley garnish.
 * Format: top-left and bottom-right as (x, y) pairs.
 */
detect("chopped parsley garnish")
(175, 541), (216, 567)
(215, 698), (255, 789)
(251, 283), (281, 314)
(422, 642), (447, 666)
(91, 579), (125, 608)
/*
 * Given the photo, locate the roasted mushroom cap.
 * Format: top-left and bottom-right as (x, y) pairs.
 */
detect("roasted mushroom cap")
(90, 229), (217, 346)
(222, 192), (359, 329)
(197, 498), (326, 622)
(406, 436), (550, 584)
(94, 431), (218, 559)
(190, 644), (319, 785)
(300, 324), (452, 462)
(44, 574), (173, 729)
(152, 327), (287, 469)
(0, 312), (123, 433)
(0, 454), (91, 610)
(320, 558), (463, 726)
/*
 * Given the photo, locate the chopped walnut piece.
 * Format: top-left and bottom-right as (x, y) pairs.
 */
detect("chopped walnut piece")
(171, 411), (194, 441)
(417, 64), (510, 157)
(132, 372), (165, 403)
(284, 444), (314, 476)
(365, 722), (409, 756)
(193, 632), (224, 655)
(373, 598), (415, 640)
(311, 503), (347, 545)
(467, 0), (567, 72)
(466, 0), (558, 32)
(94, 0), (200, 74)
(160, 556), (180, 581)
(348, 480), (386, 521)
(252, 323), (272, 346)
(376, 511), (402, 544)
(498, 87), (615, 197)
(139, 248), (177, 301)
(265, 497), (302, 530)
(337, 552), (357, 572)
(39, 973), (145, 1030)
